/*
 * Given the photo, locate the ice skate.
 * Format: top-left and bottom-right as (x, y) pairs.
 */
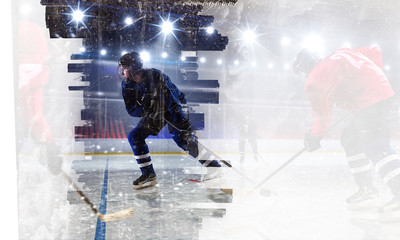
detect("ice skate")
(201, 167), (232, 194)
(346, 186), (380, 210)
(202, 166), (223, 182)
(184, 165), (231, 194)
(133, 173), (157, 190)
(379, 194), (400, 223)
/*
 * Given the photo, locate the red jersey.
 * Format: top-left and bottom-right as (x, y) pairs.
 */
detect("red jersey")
(305, 47), (394, 137)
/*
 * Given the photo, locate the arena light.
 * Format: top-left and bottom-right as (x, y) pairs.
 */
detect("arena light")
(161, 20), (174, 35)
(199, 57), (206, 63)
(243, 30), (256, 45)
(234, 25), (266, 53)
(64, 1), (95, 32)
(150, 13), (182, 45)
(281, 36), (291, 46)
(234, 60), (239, 65)
(140, 51), (150, 62)
(206, 26), (215, 34)
(217, 59), (223, 65)
(180, 56), (186, 61)
(100, 49), (107, 55)
(161, 52), (168, 58)
(302, 34), (324, 52)
(79, 47), (86, 53)
(72, 10), (84, 23)
(124, 17), (133, 26)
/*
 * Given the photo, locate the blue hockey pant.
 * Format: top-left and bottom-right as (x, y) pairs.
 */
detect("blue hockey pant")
(128, 116), (220, 175)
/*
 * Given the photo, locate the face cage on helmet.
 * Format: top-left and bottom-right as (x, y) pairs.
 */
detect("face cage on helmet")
(294, 64), (312, 78)
(293, 57), (318, 78)
(117, 65), (143, 81)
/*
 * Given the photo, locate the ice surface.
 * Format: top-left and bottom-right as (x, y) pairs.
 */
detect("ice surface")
(13, 0), (400, 239)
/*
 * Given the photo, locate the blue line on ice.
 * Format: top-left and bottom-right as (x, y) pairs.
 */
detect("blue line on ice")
(95, 157), (109, 240)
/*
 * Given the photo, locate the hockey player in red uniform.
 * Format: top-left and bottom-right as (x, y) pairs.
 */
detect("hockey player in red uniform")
(293, 46), (400, 221)
(18, 21), (63, 175)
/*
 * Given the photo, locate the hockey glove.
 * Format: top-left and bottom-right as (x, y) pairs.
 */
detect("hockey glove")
(178, 119), (193, 141)
(141, 92), (161, 120)
(304, 131), (321, 152)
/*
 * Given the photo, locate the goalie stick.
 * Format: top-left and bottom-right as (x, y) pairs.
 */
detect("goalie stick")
(61, 171), (134, 222)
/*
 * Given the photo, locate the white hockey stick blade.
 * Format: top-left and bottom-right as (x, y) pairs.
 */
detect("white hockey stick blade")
(97, 208), (134, 222)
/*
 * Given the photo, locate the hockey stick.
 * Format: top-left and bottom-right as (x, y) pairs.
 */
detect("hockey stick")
(160, 117), (231, 167)
(162, 117), (273, 196)
(61, 170), (134, 222)
(249, 113), (349, 195)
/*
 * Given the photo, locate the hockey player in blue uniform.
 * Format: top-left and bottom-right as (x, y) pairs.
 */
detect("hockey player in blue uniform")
(119, 52), (221, 189)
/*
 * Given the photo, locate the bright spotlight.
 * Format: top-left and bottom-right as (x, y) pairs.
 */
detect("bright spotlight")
(64, 2), (95, 33)
(251, 61), (257, 66)
(140, 51), (150, 62)
(268, 63), (274, 69)
(125, 17), (133, 25)
(150, 13), (182, 44)
(199, 57), (206, 63)
(100, 49), (107, 55)
(234, 60), (239, 65)
(72, 10), (84, 23)
(384, 65), (391, 71)
(79, 47), (86, 53)
(206, 26), (214, 34)
(243, 30), (256, 44)
(161, 21), (173, 35)
(217, 59), (223, 65)
(161, 52), (168, 58)
(180, 56), (186, 61)
(281, 37), (290, 46)
(302, 34), (324, 52)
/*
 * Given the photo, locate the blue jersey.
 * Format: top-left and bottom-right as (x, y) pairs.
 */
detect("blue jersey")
(121, 68), (187, 123)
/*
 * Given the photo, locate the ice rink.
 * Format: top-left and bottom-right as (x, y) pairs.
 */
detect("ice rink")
(17, 139), (400, 240)
(11, 0), (400, 239)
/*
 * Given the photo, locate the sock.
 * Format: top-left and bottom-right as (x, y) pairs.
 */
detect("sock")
(347, 153), (374, 187)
